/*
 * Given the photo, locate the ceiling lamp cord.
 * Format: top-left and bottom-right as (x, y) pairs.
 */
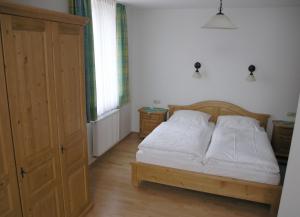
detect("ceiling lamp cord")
(202, 0), (237, 29)
(218, 0), (224, 15)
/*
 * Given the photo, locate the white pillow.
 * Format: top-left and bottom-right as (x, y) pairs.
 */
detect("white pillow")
(216, 115), (260, 130)
(168, 110), (211, 126)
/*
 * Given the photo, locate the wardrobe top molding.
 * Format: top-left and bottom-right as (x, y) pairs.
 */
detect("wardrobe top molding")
(0, 2), (88, 26)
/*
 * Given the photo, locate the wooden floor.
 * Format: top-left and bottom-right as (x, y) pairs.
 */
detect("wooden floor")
(85, 133), (271, 217)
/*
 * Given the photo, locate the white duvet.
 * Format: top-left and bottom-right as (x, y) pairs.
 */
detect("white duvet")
(204, 126), (280, 174)
(138, 122), (214, 160)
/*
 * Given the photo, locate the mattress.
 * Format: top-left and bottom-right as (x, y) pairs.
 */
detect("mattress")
(136, 149), (280, 185)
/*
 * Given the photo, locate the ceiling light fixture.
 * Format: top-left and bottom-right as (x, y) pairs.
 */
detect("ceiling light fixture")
(202, 0), (237, 29)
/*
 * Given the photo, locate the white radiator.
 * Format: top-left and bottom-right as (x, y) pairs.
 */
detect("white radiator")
(92, 109), (120, 157)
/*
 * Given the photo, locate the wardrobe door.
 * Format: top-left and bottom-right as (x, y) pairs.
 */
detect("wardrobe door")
(53, 23), (90, 217)
(0, 27), (22, 217)
(0, 15), (64, 217)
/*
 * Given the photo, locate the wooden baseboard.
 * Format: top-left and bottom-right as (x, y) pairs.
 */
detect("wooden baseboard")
(132, 162), (282, 216)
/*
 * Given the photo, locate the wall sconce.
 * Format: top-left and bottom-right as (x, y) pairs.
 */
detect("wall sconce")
(193, 62), (202, 79)
(247, 65), (256, 82)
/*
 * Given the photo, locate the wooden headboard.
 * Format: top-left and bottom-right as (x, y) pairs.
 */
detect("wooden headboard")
(168, 101), (270, 129)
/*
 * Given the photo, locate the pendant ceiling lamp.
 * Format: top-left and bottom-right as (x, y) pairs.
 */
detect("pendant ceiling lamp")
(202, 0), (237, 29)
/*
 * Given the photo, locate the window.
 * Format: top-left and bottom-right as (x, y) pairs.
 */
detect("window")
(91, 0), (119, 117)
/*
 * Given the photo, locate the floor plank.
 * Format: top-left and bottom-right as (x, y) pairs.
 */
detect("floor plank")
(85, 133), (270, 217)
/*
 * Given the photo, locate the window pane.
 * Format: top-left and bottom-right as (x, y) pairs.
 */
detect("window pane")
(91, 0), (119, 117)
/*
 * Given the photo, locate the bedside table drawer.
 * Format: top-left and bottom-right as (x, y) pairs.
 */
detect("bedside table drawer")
(142, 120), (160, 132)
(277, 146), (290, 156)
(274, 134), (292, 145)
(276, 128), (293, 137)
(141, 113), (162, 121)
(139, 107), (168, 138)
(272, 120), (294, 160)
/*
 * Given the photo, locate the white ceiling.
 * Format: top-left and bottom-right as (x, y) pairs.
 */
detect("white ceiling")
(118, 0), (300, 9)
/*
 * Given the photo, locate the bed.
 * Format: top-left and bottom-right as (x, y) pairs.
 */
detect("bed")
(131, 101), (282, 216)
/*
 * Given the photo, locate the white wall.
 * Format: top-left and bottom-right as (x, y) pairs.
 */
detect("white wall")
(127, 7), (300, 133)
(11, 0), (68, 13)
(119, 103), (132, 140)
(278, 96), (300, 217)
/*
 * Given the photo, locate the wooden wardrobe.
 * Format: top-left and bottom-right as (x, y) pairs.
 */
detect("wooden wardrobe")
(0, 3), (91, 217)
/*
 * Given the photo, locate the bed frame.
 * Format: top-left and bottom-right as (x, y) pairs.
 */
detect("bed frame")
(131, 101), (282, 216)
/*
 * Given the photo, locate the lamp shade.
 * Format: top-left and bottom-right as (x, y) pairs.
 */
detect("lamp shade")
(202, 13), (237, 29)
(193, 71), (202, 79)
(247, 74), (256, 82)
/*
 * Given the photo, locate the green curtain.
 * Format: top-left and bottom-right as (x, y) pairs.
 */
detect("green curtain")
(117, 4), (130, 106)
(69, 0), (97, 122)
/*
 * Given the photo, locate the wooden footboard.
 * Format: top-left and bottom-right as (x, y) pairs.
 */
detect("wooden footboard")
(131, 162), (282, 216)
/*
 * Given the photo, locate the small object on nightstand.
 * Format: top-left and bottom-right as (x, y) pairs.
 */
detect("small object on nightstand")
(271, 120), (294, 164)
(139, 107), (168, 138)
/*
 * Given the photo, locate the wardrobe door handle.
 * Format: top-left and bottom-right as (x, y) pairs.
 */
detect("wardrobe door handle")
(20, 167), (27, 178)
(60, 144), (65, 154)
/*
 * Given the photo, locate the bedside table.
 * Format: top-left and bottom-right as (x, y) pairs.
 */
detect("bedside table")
(271, 120), (294, 164)
(139, 107), (168, 138)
